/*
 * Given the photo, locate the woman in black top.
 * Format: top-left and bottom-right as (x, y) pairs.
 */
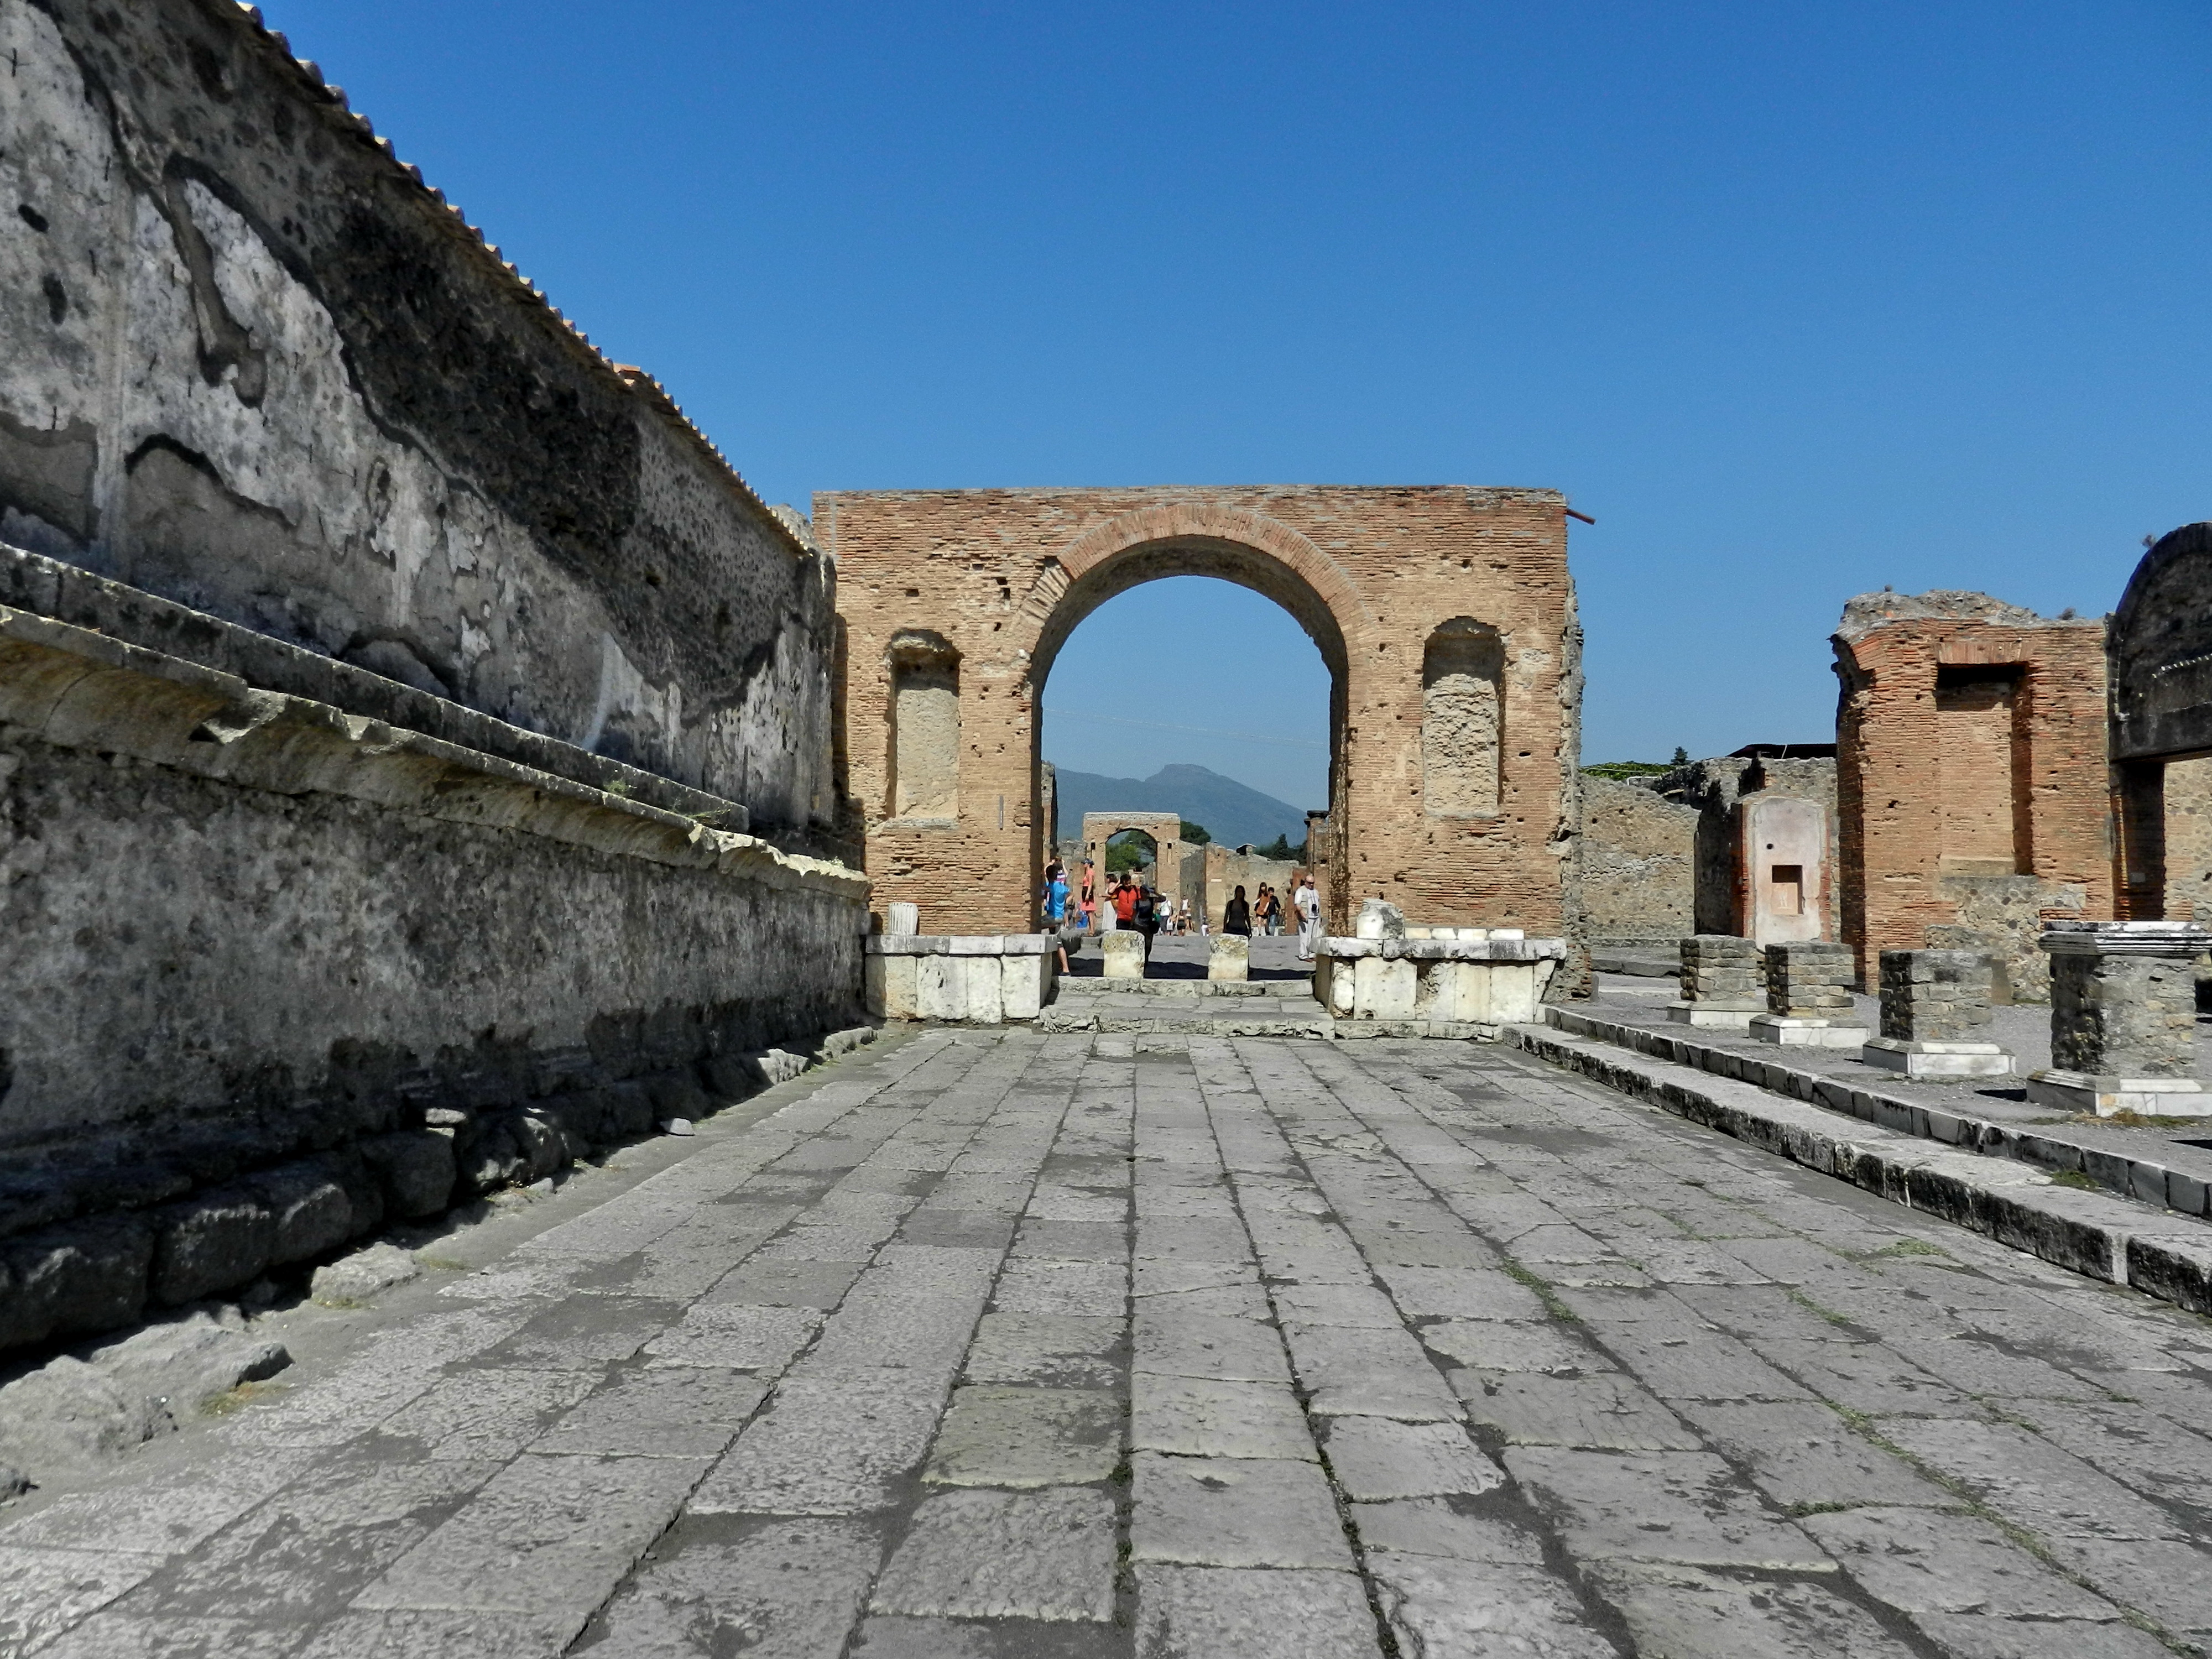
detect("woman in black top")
(1223, 885), (1252, 936)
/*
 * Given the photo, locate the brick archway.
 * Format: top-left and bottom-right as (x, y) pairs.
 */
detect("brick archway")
(818, 486), (1582, 950)
(1078, 811), (1185, 928)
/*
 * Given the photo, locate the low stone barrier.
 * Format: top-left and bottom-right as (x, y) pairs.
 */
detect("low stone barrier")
(863, 935), (1059, 1022)
(1315, 932), (1567, 1027)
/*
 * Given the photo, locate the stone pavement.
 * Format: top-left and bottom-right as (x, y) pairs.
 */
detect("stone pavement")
(9, 1027), (2212, 1657)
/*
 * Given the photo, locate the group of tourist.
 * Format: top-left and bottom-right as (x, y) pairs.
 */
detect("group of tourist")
(1045, 858), (1324, 962)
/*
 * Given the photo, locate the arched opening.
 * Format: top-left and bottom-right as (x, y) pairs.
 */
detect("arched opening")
(1042, 566), (1334, 943)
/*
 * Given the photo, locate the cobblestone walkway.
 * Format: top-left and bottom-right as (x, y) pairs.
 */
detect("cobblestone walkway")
(8, 1029), (2212, 1657)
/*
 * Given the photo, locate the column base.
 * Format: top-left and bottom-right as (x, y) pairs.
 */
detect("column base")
(1860, 1037), (2015, 1079)
(1665, 1002), (1762, 1029)
(2023, 1070), (2212, 1118)
(1749, 1015), (1872, 1048)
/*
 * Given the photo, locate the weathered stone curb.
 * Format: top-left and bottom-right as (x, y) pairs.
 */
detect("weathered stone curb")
(1545, 1005), (2212, 1219)
(1508, 1021), (2212, 1316)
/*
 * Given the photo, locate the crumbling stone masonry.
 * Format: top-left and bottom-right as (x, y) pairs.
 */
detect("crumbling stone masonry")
(1765, 942), (1858, 1018)
(818, 487), (1584, 964)
(1579, 774), (1697, 951)
(0, 0), (866, 1351)
(1833, 591), (2110, 997)
(2028, 921), (2211, 1116)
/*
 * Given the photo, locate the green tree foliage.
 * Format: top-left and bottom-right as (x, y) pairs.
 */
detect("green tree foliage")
(1180, 820), (1212, 845)
(1255, 832), (1306, 861)
(1581, 760), (1676, 781)
(1671, 745), (1690, 765)
(1105, 831), (1154, 875)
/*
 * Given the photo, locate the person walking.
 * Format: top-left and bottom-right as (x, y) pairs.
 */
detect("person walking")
(1113, 874), (1139, 931)
(1293, 872), (1321, 961)
(1078, 862), (1096, 933)
(1043, 860), (1071, 974)
(1255, 884), (1279, 937)
(1223, 884), (1251, 936)
(1134, 883), (1159, 956)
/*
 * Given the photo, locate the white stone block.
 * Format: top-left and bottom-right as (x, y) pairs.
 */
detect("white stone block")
(917, 955), (966, 1021)
(1487, 962), (1540, 1024)
(2025, 1070), (2212, 1118)
(1317, 956), (1354, 1015)
(947, 935), (1005, 956)
(1749, 1015), (1871, 1048)
(888, 901), (920, 936)
(1002, 954), (1047, 1020)
(1354, 956), (1418, 1020)
(1860, 1038), (2014, 1079)
(1665, 1002), (1759, 1029)
(880, 954), (920, 1021)
(1101, 933), (1146, 979)
(965, 959), (1005, 1024)
(1208, 935), (1250, 981)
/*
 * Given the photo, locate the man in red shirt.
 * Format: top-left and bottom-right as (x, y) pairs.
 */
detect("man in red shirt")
(1112, 876), (1139, 928)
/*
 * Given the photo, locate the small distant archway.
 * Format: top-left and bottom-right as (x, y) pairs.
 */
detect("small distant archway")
(819, 486), (1582, 949)
(1081, 811), (1183, 927)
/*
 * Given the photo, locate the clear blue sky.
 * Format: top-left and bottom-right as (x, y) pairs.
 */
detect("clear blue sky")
(262, 0), (2210, 804)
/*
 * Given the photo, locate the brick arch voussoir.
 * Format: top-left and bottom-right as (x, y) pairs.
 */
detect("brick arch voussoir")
(1052, 504), (1371, 645)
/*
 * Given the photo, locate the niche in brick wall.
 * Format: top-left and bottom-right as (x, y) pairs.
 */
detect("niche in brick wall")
(889, 632), (960, 822)
(1934, 664), (2026, 876)
(1422, 618), (1504, 816)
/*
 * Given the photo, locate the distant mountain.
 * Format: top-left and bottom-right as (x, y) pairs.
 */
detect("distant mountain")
(1050, 763), (1313, 852)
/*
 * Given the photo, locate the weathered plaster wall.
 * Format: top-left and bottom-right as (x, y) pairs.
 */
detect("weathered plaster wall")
(0, 558), (865, 1352)
(1833, 591), (2109, 995)
(1580, 774), (1697, 947)
(0, 0), (834, 838)
(820, 487), (1583, 968)
(1647, 755), (1837, 937)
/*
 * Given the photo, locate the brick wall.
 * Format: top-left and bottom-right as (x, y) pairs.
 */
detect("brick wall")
(1833, 592), (2111, 993)
(817, 488), (1582, 956)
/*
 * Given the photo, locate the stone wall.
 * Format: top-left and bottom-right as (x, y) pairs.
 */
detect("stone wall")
(0, 555), (866, 1353)
(1833, 591), (2110, 994)
(1579, 774), (1696, 947)
(0, 0), (836, 841)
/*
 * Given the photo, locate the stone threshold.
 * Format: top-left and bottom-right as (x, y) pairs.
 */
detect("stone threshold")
(1509, 1014), (2212, 1317)
(1052, 975), (1314, 998)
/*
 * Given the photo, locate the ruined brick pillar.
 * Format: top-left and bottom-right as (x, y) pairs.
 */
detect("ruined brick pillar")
(1750, 942), (1870, 1047)
(1861, 949), (2013, 1079)
(1667, 935), (1766, 1029)
(2027, 922), (2212, 1116)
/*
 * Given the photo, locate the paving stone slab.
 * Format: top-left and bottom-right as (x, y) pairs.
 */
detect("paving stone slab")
(1280, 1321), (1460, 1420)
(924, 1386), (1119, 1488)
(1320, 1416), (1503, 1500)
(356, 1452), (709, 1619)
(1503, 1447), (1835, 1571)
(1131, 1374), (1316, 1461)
(1367, 1553), (1619, 1659)
(1909, 1613), (2180, 1658)
(1419, 1319), (1610, 1374)
(961, 1314), (1123, 1389)
(992, 1259), (1128, 1317)
(534, 1369), (769, 1459)
(0, 1545), (168, 1653)
(1130, 1452), (1353, 1570)
(1672, 1401), (1950, 1510)
(1584, 1561), (1920, 1658)
(871, 1488), (1116, 1622)
(1132, 1308), (1291, 1386)
(295, 1606), (580, 1657)
(1799, 1506), (2116, 1618)
(377, 1368), (599, 1460)
(1134, 1564), (1382, 1659)
(582, 1516), (879, 1656)
(1452, 1371), (1700, 1451)
(691, 1367), (948, 1516)
(36, 1613), (312, 1658)
(1349, 1498), (1550, 1564)
(1375, 1266), (1550, 1321)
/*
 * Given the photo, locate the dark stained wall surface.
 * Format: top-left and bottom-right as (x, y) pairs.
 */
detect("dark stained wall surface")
(0, 0), (834, 836)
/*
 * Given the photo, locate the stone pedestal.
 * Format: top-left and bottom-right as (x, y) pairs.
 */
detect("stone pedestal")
(1315, 935), (1567, 1029)
(1207, 934), (1250, 982)
(1671, 936), (1765, 1028)
(1865, 949), (2012, 1077)
(1100, 932), (1147, 980)
(1754, 942), (1868, 1047)
(863, 934), (1059, 1022)
(2026, 922), (2211, 1117)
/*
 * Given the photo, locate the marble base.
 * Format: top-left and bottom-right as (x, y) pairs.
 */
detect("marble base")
(1860, 1037), (2015, 1079)
(1750, 1015), (1872, 1048)
(2024, 1070), (2212, 1118)
(1666, 1002), (1761, 1029)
